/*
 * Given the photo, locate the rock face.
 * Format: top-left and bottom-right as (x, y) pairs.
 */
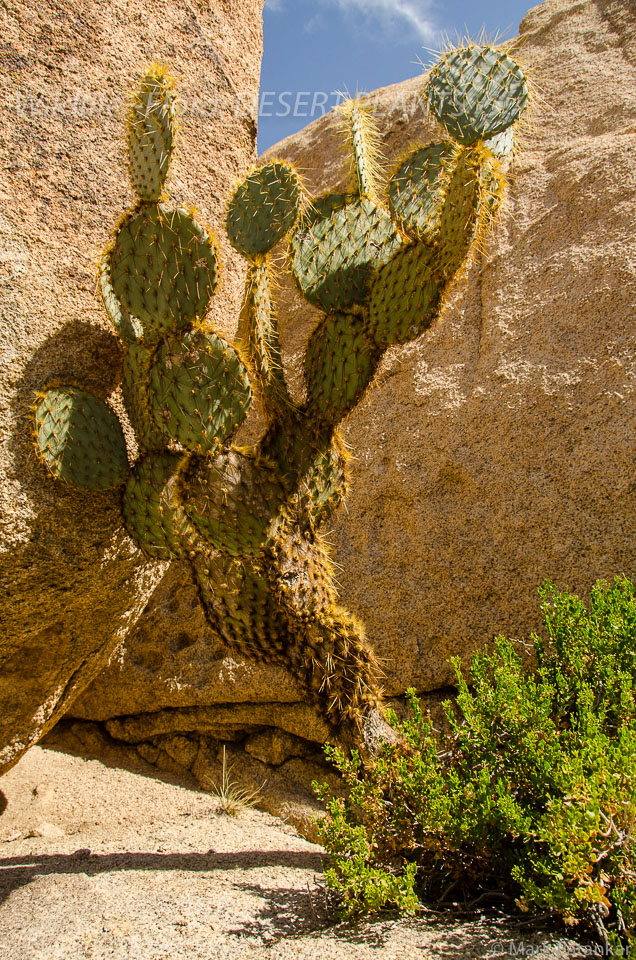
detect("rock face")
(268, 0), (635, 693)
(266, 0), (635, 696)
(0, 0), (265, 775)
(57, 0), (635, 826)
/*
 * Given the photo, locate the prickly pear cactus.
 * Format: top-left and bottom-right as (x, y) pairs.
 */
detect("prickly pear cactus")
(34, 45), (528, 750)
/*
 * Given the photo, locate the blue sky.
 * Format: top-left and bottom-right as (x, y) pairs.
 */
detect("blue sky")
(259, 0), (535, 152)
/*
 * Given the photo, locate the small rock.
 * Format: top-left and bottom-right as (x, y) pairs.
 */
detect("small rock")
(28, 822), (65, 839)
(1, 831), (22, 843)
(153, 734), (199, 769)
(244, 729), (312, 766)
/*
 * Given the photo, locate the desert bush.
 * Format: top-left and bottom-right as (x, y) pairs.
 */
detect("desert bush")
(315, 577), (636, 953)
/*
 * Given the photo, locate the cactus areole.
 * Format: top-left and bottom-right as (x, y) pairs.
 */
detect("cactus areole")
(34, 49), (528, 748)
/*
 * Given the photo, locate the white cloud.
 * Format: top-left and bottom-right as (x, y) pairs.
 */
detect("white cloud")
(303, 13), (326, 34)
(333, 0), (436, 41)
(264, 0), (436, 42)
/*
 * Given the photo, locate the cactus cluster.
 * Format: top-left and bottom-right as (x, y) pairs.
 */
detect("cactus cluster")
(34, 47), (528, 745)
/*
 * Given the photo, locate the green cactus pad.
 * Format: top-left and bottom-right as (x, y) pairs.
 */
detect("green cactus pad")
(287, 606), (375, 714)
(290, 195), (403, 313)
(193, 552), (292, 659)
(246, 261), (291, 411)
(338, 98), (383, 200)
(484, 127), (514, 158)
(427, 45), (528, 145)
(185, 449), (287, 557)
(262, 423), (349, 526)
(305, 312), (380, 424)
(127, 67), (175, 202)
(259, 417), (326, 494)
(435, 146), (482, 279)
(388, 142), (455, 242)
(123, 451), (200, 559)
(121, 342), (166, 452)
(109, 204), (218, 341)
(301, 435), (349, 526)
(226, 162), (301, 259)
(367, 242), (440, 347)
(148, 329), (251, 455)
(98, 257), (143, 343)
(34, 386), (129, 490)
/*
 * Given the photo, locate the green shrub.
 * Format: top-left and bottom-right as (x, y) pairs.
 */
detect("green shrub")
(314, 577), (636, 953)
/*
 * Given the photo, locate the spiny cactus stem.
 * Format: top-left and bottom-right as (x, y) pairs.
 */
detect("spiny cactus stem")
(247, 258), (295, 417)
(337, 98), (383, 201)
(350, 102), (371, 197)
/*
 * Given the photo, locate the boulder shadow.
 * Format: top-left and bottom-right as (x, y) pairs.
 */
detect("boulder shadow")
(0, 847), (323, 910)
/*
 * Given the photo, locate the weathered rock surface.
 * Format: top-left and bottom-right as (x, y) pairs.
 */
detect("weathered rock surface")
(264, 0), (636, 696)
(0, 0), (264, 775)
(70, 562), (305, 721)
(103, 703), (330, 746)
(54, 0), (636, 832)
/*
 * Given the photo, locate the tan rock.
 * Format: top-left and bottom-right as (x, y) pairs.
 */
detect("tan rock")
(42, 719), (146, 771)
(137, 743), (186, 778)
(70, 564), (304, 722)
(152, 734), (199, 771)
(244, 729), (313, 766)
(104, 703), (330, 745)
(279, 757), (344, 801)
(71, 0), (635, 745)
(0, 0), (265, 776)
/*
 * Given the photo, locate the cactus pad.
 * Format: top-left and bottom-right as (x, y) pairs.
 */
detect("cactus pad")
(123, 451), (199, 559)
(121, 343), (166, 452)
(305, 312), (380, 423)
(185, 450), (287, 557)
(484, 127), (514, 159)
(388, 142), (455, 241)
(436, 146), (483, 279)
(109, 204), (218, 341)
(194, 552), (293, 659)
(367, 242), (440, 347)
(301, 436), (349, 526)
(480, 155), (506, 222)
(34, 386), (129, 490)
(98, 257), (143, 343)
(299, 605), (383, 723)
(427, 45), (528, 145)
(148, 330), (252, 455)
(246, 261), (290, 411)
(290, 195), (403, 313)
(337, 98), (383, 200)
(262, 423), (349, 526)
(226, 162), (301, 259)
(269, 526), (338, 620)
(127, 66), (175, 203)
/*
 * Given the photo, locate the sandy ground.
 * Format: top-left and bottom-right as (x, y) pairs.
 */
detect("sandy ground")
(0, 747), (587, 960)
